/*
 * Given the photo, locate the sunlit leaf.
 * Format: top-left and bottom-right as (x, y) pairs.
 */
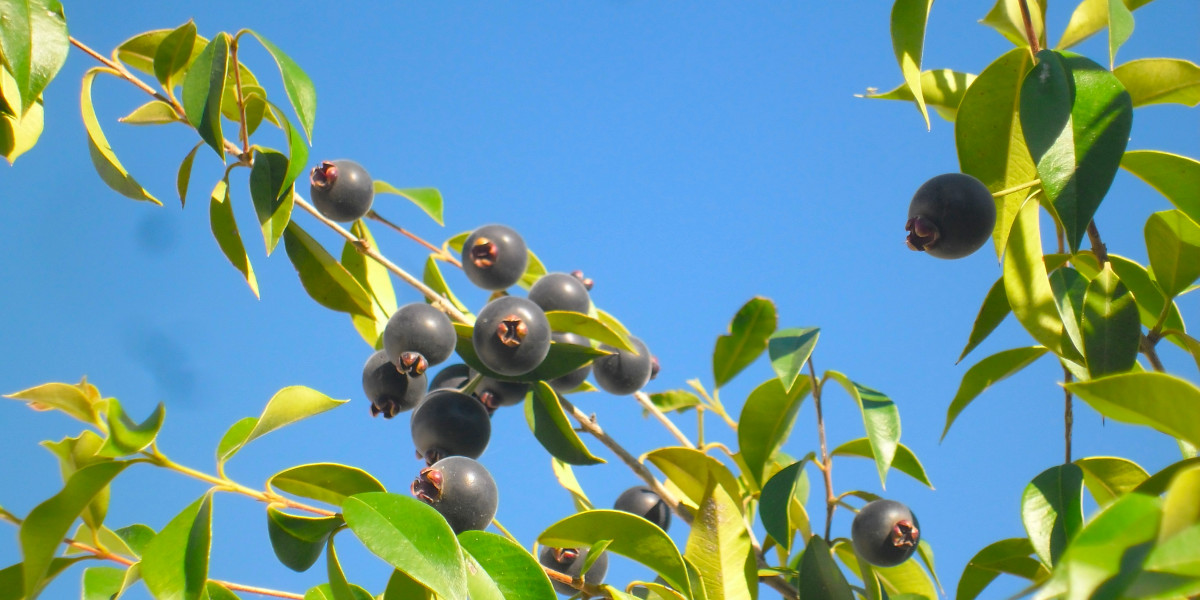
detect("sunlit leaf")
(383, 570), (434, 600)
(1004, 198), (1069, 356)
(209, 179), (260, 297)
(1158, 463), (1200, 541)
(245, 31), (317, 141)
(1081, 263), (1141, 378)
(832, 439), (933, 488)
(459, 531), (557, 600)
(1146, 210), (1200, 299)
(644, 447), (742, 511)
(1115, 58), (1200, 107)
(268, 463), (386, 506)
(833, 539), (938, 599)
(1075, 456), (1148, 507)
(684, 476), (755, 600)
(944, 346), (1048, 440)
(453, 322), (604, 383)
(712, 297), (776, 388)
(98, 398), (165, 457)
(545, 310), (635, 353)
(374, 181), (444, 225)
(176, 141), (203, 207)
(981, 0), (1046, 48)
(153, 20), (197, 91)
(889, 0), (934, 129)
(1057, 0), (1155, 51)
(955, 538), (1049, 600)
(249, 148), (294, 255)
(181, 32), (230, 159)
(0, 0), (67, 113)
(1021, 463), (1085, 566)
(283, 222), (374, 318)
(81, 68), (160, 204)
(767, 327), (819, 393)
(523, 382), (604, 466)
(1122, 151), (1200, 226)
(860, 69), (975, 123)
(141, 493), (213, 600)
(5, 379), (100, 425)
(0, 69), (42, 163)
(1067, 372), (1200, 448)
(738, 377), (808, 487)
(826, 371), (900, 488)
(267, 507), (341, 573)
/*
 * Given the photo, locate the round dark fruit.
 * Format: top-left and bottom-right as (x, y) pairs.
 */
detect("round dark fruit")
(461, 224), (528, 290)
(472, 296), (551, 376)
(429, 363), (472, 392)
(529, 272), (592, 314)
(592, 336), (653, 395)
(384, 303), (457, 368)
(851, 499), (921, 567)
(362, 350), (426, 418)
(410, 389), (491, 464)
(475, 375), (530, 413)
(547, 331), (592, 393)
(538, 546), (609, 596)
(905, 173), (996, 259)
(411, 456), (498, 534)
(613, 486), (671, 532)
(310, 159), (374, 222)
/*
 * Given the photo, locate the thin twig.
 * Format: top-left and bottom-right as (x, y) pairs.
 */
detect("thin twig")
(992, 179), (1041, 198)
(1016, 0), (1041, 54)
(808, 358), (835, 543)
(1063, 366), (1073, 464)
(367, 210), (461, 267)
(1140, 335), (1166, 372)
(1087, 221), (1109, 266)
(634, 391), (695, 448)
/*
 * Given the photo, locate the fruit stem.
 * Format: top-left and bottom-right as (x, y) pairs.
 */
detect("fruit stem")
(634, 391), (695, 448)
(367, 210), (462, 267)
(229, 37), (252, 157)
(808, 358), (836, 543)
(1016, 0), (1041, 55)
(991, 179), (1041, 198)
(1063, 365), (1073, 464)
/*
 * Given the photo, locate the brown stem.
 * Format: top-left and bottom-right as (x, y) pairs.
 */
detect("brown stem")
(1087, 221), (1108, 267)
(229, 37), (251, 156)
(367, 210), (462, 267)
(634, 391), (695, 449)
(808, 359), (835, 543)
(1016, 0), (1041, 54)
(70, 37), (186, 119)
(1140, 335), (1166, 372)
(1063, 366), (1073, 464)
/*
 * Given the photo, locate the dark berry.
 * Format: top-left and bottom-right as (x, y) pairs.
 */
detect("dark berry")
(613, 486), (671, 532)
(475, 375), (530, 413)
(851, 499), (921, 567)
(410, 389), (491, 464)
(592, 336), (653, 395)
(310, 159), (374, 222)
(384, 303), (457, 368)
(529, 272), (592, 314)
(472, 296), (551, 376)
(461, 224), (528, 290)
(538, 546), (609, 596)
(547, 332), (592, 393)
(905, 173), (996, 259)
(429, 363), (472, 392)
(362, 350), (426, 418)
(411, 456), (497, 534)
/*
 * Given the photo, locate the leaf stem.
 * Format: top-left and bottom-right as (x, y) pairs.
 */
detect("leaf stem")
(69, 37), (186, 119)
(634, 391), (695, 449)
(491, 518), (521, 545)
(1063, 365), (1073, 464)
(1016, 0), (1041, 54)
(367, 210), (461, 267)
(808, 358), (835, 543)
(229, 37), (251, 157)
(991, 179), (1041, 198)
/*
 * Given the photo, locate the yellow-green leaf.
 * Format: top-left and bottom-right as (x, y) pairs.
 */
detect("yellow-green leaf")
(81, 68), (160, 204)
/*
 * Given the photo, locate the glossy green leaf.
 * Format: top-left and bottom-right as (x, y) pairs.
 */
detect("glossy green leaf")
(551, 458), (593, 512)
(215, 416), (256, 467)
(0, 68), (42, 164)
(0, 557), (87, 600)
(832, 438), (933, 488)
(766, 327), (819, 393)
(799, 535), (853, 600)
(342, 492), (467, 600)
(1067, 372), (1200, 448)
(955, 49), (1036, 258)
(737, 377), (808, 487)
(304, 583), (372, 600)
(643, 447), (742, 511)
(1107, 0), (1135, 68)
(944, 346), (1048, 440)
(1022, 463), (1085, 566)
(545, 310), (635, 353)
(1082, 263), (1141, 377)
(1146, 210), (1200, 299)
(325, 536), (356, 600)
(0, 0), (67, 113)
(82, 566), (127, 600)
(1075, 456), (1148, 507)
(141, 492), (213, 600)
(246, 31), (316, 141)
(176, 141), (203, 207)
(5, 379), (100, 425)
(645, 389), (702, 414)
(760, 459), (812, 552)
(268, 463), (386, 507)
(982, 0), (1046, 48)
(860, 69), (975, 122)
(525, 381), (605, 466)
(117, 100), (179, 125)
(1020, 50), (1133, 253)
(1114, 58), (1200, 107)
(462, 553), (504, 600)
(153, 20), (197, 90)
(1135, 457), (1200, 497)
(209, 179), (259, 297)
(345, 222), (396, 348)
(181, 33), (229, 159)
(218, 387), (346, 467)
(826, 371), (900, 488)
(453, 322), (605, 382)
(115, 523), (156, 557)
(956, 538), (1049, 600)
(1107, 254), (1186, 338)
(266, 507), (340, 573)
(539, 509), (692, 598)
(1050, 267), (1089, 361)
(1158, 463), (1200, 541)
(98, 399), (165, 457)
(684, 476), (755, 600)
(1057, 0), (1155, 50)
(421, 257), (471, 318)
(595, 308), (635, 347)
(205, 581), (241, 600)
(958, 277), (1012, 364)
(832, 539), (938, 599)
(889, 0), (934, 129)
(283, 222), (374, 318)
(459, 531), (557, 600)
(41, 431), (110, 529)
(1138, 523), (1200, 598)
(374, 181), (444, 226)
(249, 148), (294, 255)
(263, 101), (308, 200)
(66, 523), (137, 560)
(712, 297), (776, 388)
(81, 68), (160, 204)
(1004, 198), (1069, 355)
(1122, 151), (1200, 225)
(383, 570), (434, 600)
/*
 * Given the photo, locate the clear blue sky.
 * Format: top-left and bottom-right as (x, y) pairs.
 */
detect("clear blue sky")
(1, 1), (1198, 598)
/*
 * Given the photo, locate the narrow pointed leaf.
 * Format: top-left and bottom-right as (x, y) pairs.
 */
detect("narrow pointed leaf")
(1066, 372), (1200, 448)
(545, 311), (635, 353)
(1146, 210), (1200, 299)
(98, 399), (165, 457)
(1107, 0), (1134, 68)
(176, 141), (203, 207)
(525, 381), (604, 465)
(459, 531), (557, 600)
(827, 371), (900, 488)
(1021, 464), (1085, 565)
(246, 31), (316, 141)
(265, 102), (308, 199)
(268, 463), (386, 506)
(684, 476), (755, 600)
(81, 69), (160, 204)
(141, 493), (214, 600)
(1004, 199), (1068, 354)
(283, 222), (374, 318)
(1122, 151), (1200, 224)
(889, 0), (934, 129)
(860, 69), (975, 123)
(345, 221), (396, 348)
(5, 379), (100, 425)
(767, 327), (819, 392)
(1115, 59), (1200, 107)
(153, 20), (197, 90)
(1075, 456), (1148, 507)
(181, 33), (229, 159)
(982, 0), (1046, 48)
(955, 538), (1049, 600)
(959, 277), (1011, 363)
(1057, 0), (1155, 50)
(713, 297), (776, 388)
(800, 535), (854, 600)
(325, 537), (355, 600)
(243, 386), (347, 448)
(1107, 254), (1185, 337)
(738, 376), (808, 487)
(832, 439), (933, 488)
(209, 179), (260, 297)
(267, 507), (341, 572)
(374, 181), (444, 225)
(760, 459), (812, 552)
(0, 0), (67, 113)
(1082, 263), (1141, 377)
(644, 447), (742, 510)
(117, 100), (179, 125)
(249, 148), (294, 255)
(1049, 267), (1088, 361)
(551, 458), (593, 512)
(0, 75), (43, 164)
(422, 257), (471, 317)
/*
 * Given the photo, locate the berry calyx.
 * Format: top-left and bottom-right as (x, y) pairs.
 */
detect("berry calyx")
(309, 160), (374, 222)
(851, 499), (921, 567)
(473, 296), (551, 376)
(905, 172), (996, 260)
(410, 389), (491, 464)
(538, 546), (609, 595)
(383, 303), (457, 369)
(411, 456), (498, 534)
(397, 351), (428, 377)
(475, 375), (530, 413)
(461, 224), (528, 290)
(362, 350), (425, 418)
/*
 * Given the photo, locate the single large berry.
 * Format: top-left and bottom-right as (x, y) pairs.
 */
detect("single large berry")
(547, 331), (592, 393)
(310, 160), (374, 222)
(472, 296), (551, 376)
(362, 350), (426, 418)
(412, 456), (498, 534)
(613, 486), (671, 532)
(410, 389), (491, 464)
(905, 173), (996, 259)
(538, 546), (609, 596)
(475, 375), (531, 413)
(461, 224), (528, 290)
(429, 363), (472, 392)
(592, 336), (653, 395)
(528, 272), (592, 314)
(383, 303), (457, 368)
(851, 499), (921, 567)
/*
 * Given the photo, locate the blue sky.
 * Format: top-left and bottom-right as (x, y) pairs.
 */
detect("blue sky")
(1, 1), (1198, 598)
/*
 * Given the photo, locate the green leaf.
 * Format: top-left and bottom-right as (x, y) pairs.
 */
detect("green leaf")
(342, 492), (468, 600)
(1107, 254), (1186, 338)
(645, 389), (702, 415)
(759, 459), (812, 552)
(1106, 0), (1135, 68)
(737, 377), (809, 487)
(1019, 50), (1133, 253)
(0, 557), (87, 600)
(268, 463), (386, 507)
(1050, 267), (1089, 361)
(5, 379), (100, 425)
(1136, 457), (1200, 497)
(462, 553), (504, 600)
(176, 141), (203, 207)
(283, 222), (375, 318)
(1057, 0), (1154, 50)
(374, 181), (444, 225)
(141, 492), (214, 600)
(1066, 372), (1200, 448)
(218, 387), (346, 466)
(325, 536), (355, 600)
(889, 0), (934, 129)
(551, 458), (593, 512)
(1138, 523), (1200, 598)
(1146, 210), (1200, 299)
(683, 476), (755, 600)
(517, 248), (549, 291)
(209, 179), (259, 297)
(766, 327), (819, 393)
(545, 310), (635, 353)
(19, 461), (129, 598)
(66, 524), (137, 560)
(944, 346), (1048, 440)
(1004, 198), (1069, 355)
(1114, 58), (1200, 107)
(98, 399), (165, 457)
(982, 0), (1046, 48)
(181, 32), (229, 160)
(954, 49), (1036, 259)
(1075, 456), (1148, 507)
(115, 29), (206, 76)
(216, 416), (257, 467)
(1081, 263), (1141, 377)
(304, 583), (372, 600)
(345, 221), (396, 348)
(525, 381), (605, 466)
(82, 566), (127, 600)
(799, 535), (853, 600)
(81, 69), (160, 204)
(643, 447), (742, 511)
(115, 523), (156, 557)
(245, 31), (316, 141)
(859, 69), (975, 123)
(117, 100), (179, 125)
(1122, 151), (1200, 226)
(266, 507), (341, 572)
(459, 531), (557, 600)
(422, 257), (471, 318)
(832, 539), (938, 599)
(383, 570), (434, 600)
(1022, 463), (1084, 566)
(1158, 463), (1200, 541)
(0, 0), (67, 113)
(264, 101), (308, 199)
(0, 68), (43, 164)
(712, 297), (776, 388)
(955, 538), (1049, 600)
(826, 371), (900, 488)
(206, 581), (242, 600)
(249, 148), (295, 255)
(153, 20), (197, 91)
(832, 439), (933, 488)
(539, 509), (693, 599)
(453, 322), (605, 382)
